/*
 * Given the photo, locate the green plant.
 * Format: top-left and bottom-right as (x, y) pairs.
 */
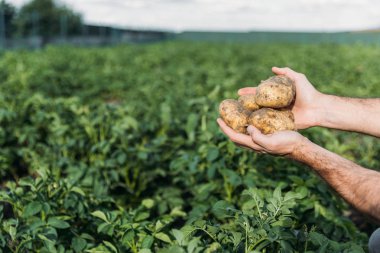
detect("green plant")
(0, 42), (376, 252)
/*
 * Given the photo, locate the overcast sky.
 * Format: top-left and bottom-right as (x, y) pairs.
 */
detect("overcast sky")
(11, 0), (380, 32)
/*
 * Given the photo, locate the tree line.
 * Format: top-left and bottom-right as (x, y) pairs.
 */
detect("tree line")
(0, 0), (82, 40)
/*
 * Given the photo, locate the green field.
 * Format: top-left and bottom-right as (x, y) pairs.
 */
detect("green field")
(1, 42), (380, 252)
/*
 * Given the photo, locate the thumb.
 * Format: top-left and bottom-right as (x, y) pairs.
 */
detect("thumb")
(272, 66), (287, 75)
(247, 125), (270, 147)
(272, 66), (298, 80)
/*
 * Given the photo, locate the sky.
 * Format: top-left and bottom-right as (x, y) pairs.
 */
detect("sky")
(11, 0), (380, 32)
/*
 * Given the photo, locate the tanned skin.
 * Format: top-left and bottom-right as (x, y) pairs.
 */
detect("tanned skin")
(217, 67), (380, 223)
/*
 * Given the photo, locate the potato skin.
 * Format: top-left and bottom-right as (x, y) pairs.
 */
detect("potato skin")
(219, 99), (250, 134)
(238, 94), (260, 111)
(248, 108), (296, 134)
(255, 75), (296, 108)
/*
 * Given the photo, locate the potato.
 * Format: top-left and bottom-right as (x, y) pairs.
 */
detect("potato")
(219, 99), (250, 134)
(238, 94), (260, 111)
(255, 75), (296, 108)
(248, 108), (296, 134)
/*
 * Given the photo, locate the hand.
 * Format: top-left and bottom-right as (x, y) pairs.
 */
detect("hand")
(217, 118), (307, 156)
(238, 67), (323, 129)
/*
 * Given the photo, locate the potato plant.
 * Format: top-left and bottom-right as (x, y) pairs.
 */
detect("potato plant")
(0, 42), (377, 252)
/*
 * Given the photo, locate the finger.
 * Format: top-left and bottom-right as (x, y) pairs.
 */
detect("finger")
(257, 150), (267, 154)
(235, 143), (251, 150)
(217, 118), (249, 144)
(238, 87), (257, 96)
(217, 119), (263, 150)
(235, 141), (263, 151)
(272, 66), (287, 75)
(247, 125), (273, 148)
(272, 66), (297, 80)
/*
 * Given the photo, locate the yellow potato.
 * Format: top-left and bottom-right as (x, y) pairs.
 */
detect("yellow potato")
(248, 108), (296, 134)
(255, 75), (296, 108)
(219, 99), (250, 134)
(238, 94), (260, 111)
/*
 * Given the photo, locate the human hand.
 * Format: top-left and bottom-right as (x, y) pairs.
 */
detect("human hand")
(238, 67), (323, 129)
(217, 118), (308, 156)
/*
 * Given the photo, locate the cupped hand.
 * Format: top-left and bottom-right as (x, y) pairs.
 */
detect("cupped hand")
(217, 118), (307, 156)
(238, 67), (323, 129)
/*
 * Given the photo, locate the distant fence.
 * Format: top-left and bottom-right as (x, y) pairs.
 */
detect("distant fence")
(175, 31), (380, 44)
(0, 28), (171, 49)
(0, 4), (172, 50)
(2, 30), (380, 49)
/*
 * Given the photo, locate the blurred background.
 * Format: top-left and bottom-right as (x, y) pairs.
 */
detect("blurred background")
(1, 0), (380, 252)
(2, 0), (380, 49)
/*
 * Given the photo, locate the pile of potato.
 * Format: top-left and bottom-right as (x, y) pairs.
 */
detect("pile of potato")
(219, 75), (296, 135)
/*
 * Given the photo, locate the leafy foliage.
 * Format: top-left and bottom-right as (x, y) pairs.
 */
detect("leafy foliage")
(0, 42), (377, 252)
(14, 0), (82, 39)
(0, 0), (16, 38)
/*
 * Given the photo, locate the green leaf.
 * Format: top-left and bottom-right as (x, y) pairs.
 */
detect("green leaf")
(155, 220), (165, 232)
(71, 187), (86, 196)
(38, 234), (55, 243)
(91, 211), (108, 223)
(86, 244), (111, 253)
(187, 238), (200, 253)
(280, 240), (294, 252)
(72, 237), (87, 253)
(117, 153), (127, 165)
(212, 200), (235, 219)
(135, 212), (149, 221)
(48, 217), (70, 229)
(141, 235), (154, 249)
(220, 169), (242, 187)
(171, 229), (184, 245)
(273, 186), (282, 200)
(231, 231), (242, 248)
(29, 219), (46, 231)
(155, 232), (172, 243)
(139, 249), (152, 253)
(23, 201), (42, 218)
(309, 232), (329, 246)
(142, 199), (155, 209)
(185, 113), (198, 143)
(9, 226), (16, 241)
(122, 230), (135, 246)
(205, 242), (221, 252)
(170, 207), (186, 217)
(271, 217), (293, 227)
(207, 147), (219, 162)
(103, 241), (118, 253)
(157, 246), (185, 253)
(97, 223), (114, 235)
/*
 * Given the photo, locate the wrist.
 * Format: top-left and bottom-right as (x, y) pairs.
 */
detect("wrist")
(289, 136), (312, 160)
(309, 91), (329, 128)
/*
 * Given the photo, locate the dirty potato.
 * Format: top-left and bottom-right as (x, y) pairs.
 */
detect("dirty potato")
(248, 108), (296, 134)
(255, 75), (296, 108)
(238, 94), (260, 111)
(219, 99), (250, 134)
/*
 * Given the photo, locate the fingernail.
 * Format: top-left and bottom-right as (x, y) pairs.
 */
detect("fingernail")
(247, 125), (254, 133)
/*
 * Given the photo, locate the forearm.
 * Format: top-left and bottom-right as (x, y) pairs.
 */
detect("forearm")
(315, 94), (380, 137)
(291, 138), (380, 222)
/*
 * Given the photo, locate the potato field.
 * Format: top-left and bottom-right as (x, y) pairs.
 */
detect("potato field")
(1, 42), (380, 252)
